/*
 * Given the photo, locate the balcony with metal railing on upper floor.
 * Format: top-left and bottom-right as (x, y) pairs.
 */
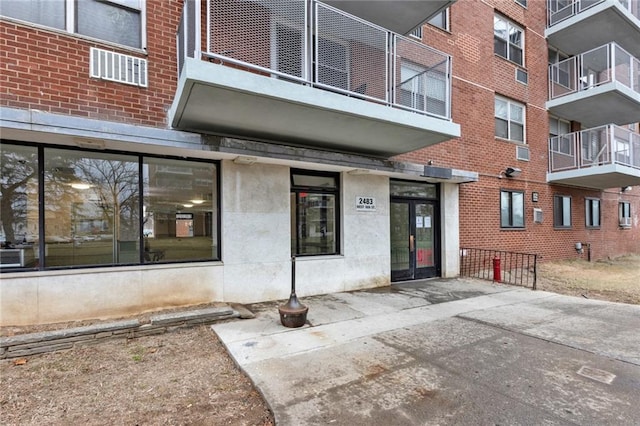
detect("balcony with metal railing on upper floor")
(547, 43), (640, 127)
(168, 0), (459, 158)
(546, 0), (640, 57)
(548, 124), (640, 189)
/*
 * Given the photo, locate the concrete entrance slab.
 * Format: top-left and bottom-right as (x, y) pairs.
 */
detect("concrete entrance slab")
(212, 278), (640, 425)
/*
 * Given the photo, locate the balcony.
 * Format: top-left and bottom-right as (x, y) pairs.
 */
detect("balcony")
(548, 124), (640, 189)
(322, 0), (455, 35)
(547, 43), (640, 127)
(169, 0), (460, 158)
(546, 0), (640, 57)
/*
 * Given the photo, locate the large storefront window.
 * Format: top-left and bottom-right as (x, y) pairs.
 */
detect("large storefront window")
(290, 170), (339, 256)
(143, 158), (217, 263)
(0, 141), (219, 271)
(44, 149), (140, 267)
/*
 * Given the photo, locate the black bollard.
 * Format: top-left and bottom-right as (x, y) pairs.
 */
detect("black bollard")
(278, 256), (308, 328)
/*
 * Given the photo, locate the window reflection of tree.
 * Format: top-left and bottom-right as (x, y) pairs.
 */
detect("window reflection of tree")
(0, 146), (37, 245)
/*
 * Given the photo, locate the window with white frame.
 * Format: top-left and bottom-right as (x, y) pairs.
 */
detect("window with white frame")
(494, 15), (524, 66)
(515, 0), (527, 7)
(549, 116), (572, 155)
(428, 8), (449, 31)
(554, 195), (572, 228)
(495, 96), (525, 142)
(1, 0), (145, 49)
(619, 201), (631, 228)
(585, 198), (600, 228)
(500, 190), (525, 228)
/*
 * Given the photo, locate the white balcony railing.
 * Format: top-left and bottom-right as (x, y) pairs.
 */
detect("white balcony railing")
(549, 42), (640, 99)
(548, 0), (640, 27)
(549, 124), (640, 172)
(177, 0), (452, 120)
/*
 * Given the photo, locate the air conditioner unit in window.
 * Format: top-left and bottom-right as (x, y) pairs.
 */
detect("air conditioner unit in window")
(619, 217), (631, 227)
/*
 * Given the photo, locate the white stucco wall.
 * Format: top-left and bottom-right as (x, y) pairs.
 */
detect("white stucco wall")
(0, 162), (394, 325)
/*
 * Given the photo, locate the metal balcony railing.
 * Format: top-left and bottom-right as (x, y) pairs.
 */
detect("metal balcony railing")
(549, 43), (640, 100)
(177, 0), (452, 120)
(549, 124), (640, 172)
(548, 0), (640, 27)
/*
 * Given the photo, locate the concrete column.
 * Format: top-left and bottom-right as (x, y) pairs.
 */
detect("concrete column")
(440, 183), (460, 278)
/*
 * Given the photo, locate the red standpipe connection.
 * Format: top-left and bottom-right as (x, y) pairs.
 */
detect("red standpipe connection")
(493, 256), (501, 283)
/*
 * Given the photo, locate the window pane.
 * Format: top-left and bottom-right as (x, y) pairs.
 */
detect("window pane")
(562, 197), (571, 226)
(494, 38), (507, 58)
(495, 98), (508, 119)
(500, 191), (510, 227)
(495, 118), (509, 138)
(292, 174), (337, 188)
(295, 193), (336, 255)
(513, 192), (524, 227)
(1, 0), (65, 30)
(77, 0), (141, 48)
(0, 143), (39, 269)
(390, 181), (437, 198)
(509, 45), (523, 65)
(510, 104), (523, 123)
(44, 149), (140, 267)
(509, 27), (522, 47)
(143, 158), (217, 262)
(510, 122), (524, 142)
(494, 17), (507, 40)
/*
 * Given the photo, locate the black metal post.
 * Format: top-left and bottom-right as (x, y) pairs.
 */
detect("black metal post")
(278, 256), (308, 328)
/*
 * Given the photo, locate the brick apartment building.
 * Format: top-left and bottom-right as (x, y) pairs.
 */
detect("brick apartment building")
(1, 0), (638, 325)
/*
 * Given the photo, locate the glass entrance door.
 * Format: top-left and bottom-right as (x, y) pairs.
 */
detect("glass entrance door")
(390, 199), (439, 281)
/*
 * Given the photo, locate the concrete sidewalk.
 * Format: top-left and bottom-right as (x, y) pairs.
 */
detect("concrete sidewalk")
(212, 278), (640, 425)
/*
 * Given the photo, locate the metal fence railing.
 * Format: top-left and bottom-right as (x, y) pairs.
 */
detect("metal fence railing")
(549, 124), (640, 173)
(460, 248), (538, 290)
(549, 42), (640, 100)
(177, 0), (453, 120)
(547, 0), (640, 27)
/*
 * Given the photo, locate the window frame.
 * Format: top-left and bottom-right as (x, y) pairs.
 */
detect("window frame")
(0, 0), (147, 50)
(619, 201), (631, 228)
(585, 198), (601, 229)
(500, 189), (525, 229)
(0, 140), (219, 272)
(553, 194), (572, 228)
(495, 95), (526, 143)
(290, 169), (341, 257)
(494, 15), (524, 66)
(427, 8), (450, 31)
(515, 0), (527, 8)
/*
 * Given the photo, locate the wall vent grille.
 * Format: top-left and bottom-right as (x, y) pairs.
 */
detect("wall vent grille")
(90, 47), (147, 87)
(516, 145), (530, 161)
(516, 68), (528, 84)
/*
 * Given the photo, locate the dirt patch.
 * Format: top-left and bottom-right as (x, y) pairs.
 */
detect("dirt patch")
(0, 324), (274, 425)
(537, 254), (640, 305)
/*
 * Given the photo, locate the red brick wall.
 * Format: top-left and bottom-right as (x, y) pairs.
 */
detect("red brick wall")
(396, 0), (640, 261)
(0, 0), (181, 127)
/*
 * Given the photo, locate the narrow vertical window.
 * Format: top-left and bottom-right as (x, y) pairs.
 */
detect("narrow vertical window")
(291, 170), (339, 256)
(500, 190), (525, 228)
(618, 201), (631, 228)
(585, 198), (600, 228)
(554, 195), (572, 228)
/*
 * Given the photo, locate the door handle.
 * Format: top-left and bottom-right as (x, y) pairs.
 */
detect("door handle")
(409, 235), (415, 252)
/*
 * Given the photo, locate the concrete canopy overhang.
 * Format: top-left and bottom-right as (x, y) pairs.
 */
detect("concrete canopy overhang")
(545, 0), (640, 57)
(322, 0), (456, 35)
(547, 163), (640, 190)
(168, 58), (460, 159)
(546, 82), (640, 128)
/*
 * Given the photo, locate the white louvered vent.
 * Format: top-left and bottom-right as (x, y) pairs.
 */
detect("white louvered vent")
(90, 47), (147, 87)
(533, 208), (543, 224)
(516, 145), (530, 161)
